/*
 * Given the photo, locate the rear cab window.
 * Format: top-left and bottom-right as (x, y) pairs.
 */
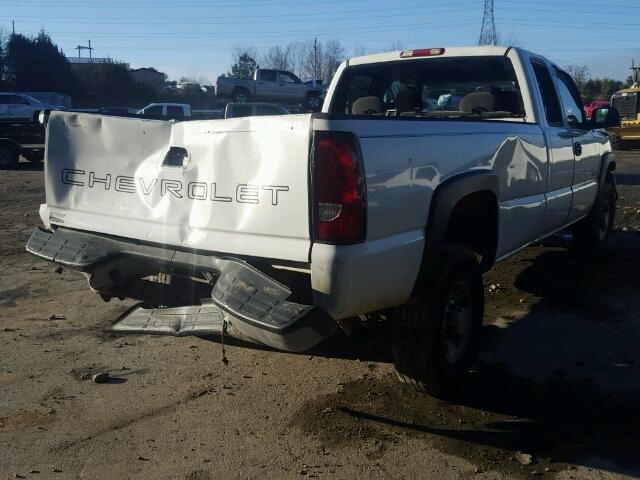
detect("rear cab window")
(256, 106), (282, 116)
(329, 56), (525, 119)
(229, 105), (253, 118)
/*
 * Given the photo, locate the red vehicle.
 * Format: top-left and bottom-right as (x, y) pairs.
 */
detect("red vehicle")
(584, 100), (610, 120)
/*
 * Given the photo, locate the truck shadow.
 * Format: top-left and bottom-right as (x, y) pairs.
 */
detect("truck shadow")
(292, 229), (640, 476)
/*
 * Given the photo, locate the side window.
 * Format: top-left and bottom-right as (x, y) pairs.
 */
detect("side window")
(554, 69), (586, 127)
(166, 106), (184, 119)
(10, 95), (29, 105)
(143, 105), (163, 116)
(259, 70), (277, 82)
(278, 72), (298, 84)
(256, 106), (281, 116)
(0, 96), (9, 104)
(530, 60), (563, 126)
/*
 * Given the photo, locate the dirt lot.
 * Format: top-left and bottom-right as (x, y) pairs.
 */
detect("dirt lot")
(1, 152), (639, 480)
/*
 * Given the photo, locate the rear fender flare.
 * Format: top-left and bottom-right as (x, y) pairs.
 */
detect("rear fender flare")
(412, 171), (499, 296)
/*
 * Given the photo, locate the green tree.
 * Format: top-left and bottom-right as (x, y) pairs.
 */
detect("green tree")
(4, 31), (76, 94)
(228, 51), (257, 79)
(72, 62), (154, 108)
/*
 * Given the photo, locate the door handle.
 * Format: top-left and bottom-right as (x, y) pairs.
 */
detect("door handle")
(573, 142), (582, 156)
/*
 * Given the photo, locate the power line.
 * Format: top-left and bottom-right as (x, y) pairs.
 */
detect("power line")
(2, 1), (477, 23)
(0, 0), (368, 8)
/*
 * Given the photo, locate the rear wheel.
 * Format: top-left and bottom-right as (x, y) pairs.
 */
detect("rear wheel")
(232, 88), (251, 103)
(0, 145), (18, 169)
(305, 94), (321, 111)
(392, 244), (483, 399)
(574, 180), (616, 250)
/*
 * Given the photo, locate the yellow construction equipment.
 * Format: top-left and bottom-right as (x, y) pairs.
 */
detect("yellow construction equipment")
(608, 62), (640, 150)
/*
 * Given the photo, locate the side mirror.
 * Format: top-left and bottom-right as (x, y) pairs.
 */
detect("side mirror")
(590, 107), (620, 129)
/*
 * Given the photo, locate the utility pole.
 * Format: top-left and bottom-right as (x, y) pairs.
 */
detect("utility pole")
(76, 40), (94, 59)
(313, 37), (319, 79)
(478, 0), (497, 46)
(12, 20), (15, 35)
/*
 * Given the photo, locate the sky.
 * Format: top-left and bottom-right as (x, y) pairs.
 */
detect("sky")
(1, 0), (639, 83)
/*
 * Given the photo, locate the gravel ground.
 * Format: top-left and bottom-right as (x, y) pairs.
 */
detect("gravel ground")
(1, 151), (639, 480)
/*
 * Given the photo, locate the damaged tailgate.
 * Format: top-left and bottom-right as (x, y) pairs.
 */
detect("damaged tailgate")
(41, 111), (314, 262)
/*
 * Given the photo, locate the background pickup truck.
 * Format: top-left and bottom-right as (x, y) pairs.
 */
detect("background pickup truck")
(215, 68), (323, 110)
(0, 120), (46, 167)
(27, 46), (620, 399)
(0, 93), (64, 121)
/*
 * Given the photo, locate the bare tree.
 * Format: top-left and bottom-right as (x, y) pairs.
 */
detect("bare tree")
(288, 41), (309, 79)
(495, 32), (521, 47)
(388, 40), (405, 51)
(253, 39), (345, 82)
(352, 44), (371, 57)
(261, 44), (293, 71)
(322, 39), (345, 85)
(565, 65), (590, 86)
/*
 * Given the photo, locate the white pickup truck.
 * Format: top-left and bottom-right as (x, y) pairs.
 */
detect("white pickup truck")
(27, 46), (620, 398)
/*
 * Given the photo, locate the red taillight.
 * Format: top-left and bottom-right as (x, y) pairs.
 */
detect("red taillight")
(312, 132), (366, 244)
(400, 48), (445, 58)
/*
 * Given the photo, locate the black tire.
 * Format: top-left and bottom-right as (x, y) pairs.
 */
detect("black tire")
(305, 94), (322, 111)
(0, 145), (19, 169)
(232, 88), (251, 103)
(609, 134), (627, 151)
(392, 244), (484, 399)
(573, 180), (616, 250)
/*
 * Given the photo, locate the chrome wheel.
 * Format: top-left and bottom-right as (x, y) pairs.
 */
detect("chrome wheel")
(233, 92), (248, 103)
(307, 96), (321, 109)
(441, 281), (473, 365)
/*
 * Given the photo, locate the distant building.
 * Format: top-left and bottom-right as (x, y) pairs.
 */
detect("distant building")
(67, 57), (130, 69)
(129, 67), (167, 91)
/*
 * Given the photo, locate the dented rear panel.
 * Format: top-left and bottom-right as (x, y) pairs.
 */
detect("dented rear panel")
(41, 111), (313, 262)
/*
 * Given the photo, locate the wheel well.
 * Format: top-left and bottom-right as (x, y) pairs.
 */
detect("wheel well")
(443, 190), (498, 272)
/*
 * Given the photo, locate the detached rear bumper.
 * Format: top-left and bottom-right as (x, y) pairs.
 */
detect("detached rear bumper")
(26, 227), (336, 352)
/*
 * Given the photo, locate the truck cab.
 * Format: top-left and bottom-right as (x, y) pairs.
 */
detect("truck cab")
(137, 103), (192, 120)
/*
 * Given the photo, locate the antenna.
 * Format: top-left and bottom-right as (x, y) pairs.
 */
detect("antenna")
(479, 0), (497, 46)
